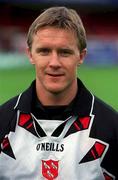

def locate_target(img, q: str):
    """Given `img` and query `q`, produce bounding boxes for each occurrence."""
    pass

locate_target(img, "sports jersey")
[0,79,118,180]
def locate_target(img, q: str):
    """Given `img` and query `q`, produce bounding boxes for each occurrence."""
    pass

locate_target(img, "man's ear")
[26,47,35,65]
[78,48,87,66]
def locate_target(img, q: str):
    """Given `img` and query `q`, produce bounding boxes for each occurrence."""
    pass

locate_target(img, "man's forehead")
[35,27,75,38]
[31,27,80,51]
[33,27,77,46]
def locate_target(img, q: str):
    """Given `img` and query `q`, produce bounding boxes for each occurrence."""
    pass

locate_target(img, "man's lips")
[46,73,64,77]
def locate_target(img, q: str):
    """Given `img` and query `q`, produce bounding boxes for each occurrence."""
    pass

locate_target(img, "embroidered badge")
[42,159,59,180]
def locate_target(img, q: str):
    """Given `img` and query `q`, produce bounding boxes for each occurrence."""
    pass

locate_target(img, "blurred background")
[0,0,118,110]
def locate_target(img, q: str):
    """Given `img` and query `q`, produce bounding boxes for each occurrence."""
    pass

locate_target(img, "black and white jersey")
[0,79,118,180]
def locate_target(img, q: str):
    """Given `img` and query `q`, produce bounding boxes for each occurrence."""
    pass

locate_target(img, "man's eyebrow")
[35,47,50,52]
[58,48,74,53]
[35,47,74,52]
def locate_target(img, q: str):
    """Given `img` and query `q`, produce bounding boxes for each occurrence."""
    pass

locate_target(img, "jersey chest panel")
[0,113,113,180]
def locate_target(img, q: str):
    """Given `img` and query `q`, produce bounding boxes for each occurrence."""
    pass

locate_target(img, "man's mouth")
[47,73,64,77]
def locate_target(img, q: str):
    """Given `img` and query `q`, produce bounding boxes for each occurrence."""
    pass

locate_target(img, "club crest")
[42,159,59,180]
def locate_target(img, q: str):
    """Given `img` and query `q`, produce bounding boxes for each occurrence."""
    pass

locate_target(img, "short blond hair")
[27,6,87,52]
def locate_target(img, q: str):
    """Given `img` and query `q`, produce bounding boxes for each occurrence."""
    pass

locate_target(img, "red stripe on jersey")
[95,142,106,157]
[79,117,90,129]
[74,122,81,131]
[19,114,31,126]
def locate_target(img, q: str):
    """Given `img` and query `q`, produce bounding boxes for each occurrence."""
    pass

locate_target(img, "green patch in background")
[0,66,118,110]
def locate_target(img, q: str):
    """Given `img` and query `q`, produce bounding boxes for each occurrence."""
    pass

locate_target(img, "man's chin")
[46,86,65,95]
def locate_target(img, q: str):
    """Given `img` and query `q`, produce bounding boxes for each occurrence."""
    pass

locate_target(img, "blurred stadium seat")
[0,1,118,68]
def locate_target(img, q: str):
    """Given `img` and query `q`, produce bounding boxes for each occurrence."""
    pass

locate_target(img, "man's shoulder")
[0,95,19,114]
[94,96,118,118]
[0,95,19,141]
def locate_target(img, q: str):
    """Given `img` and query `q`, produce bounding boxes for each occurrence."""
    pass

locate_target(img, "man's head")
[27,6,87,52]
[26,7,87,105]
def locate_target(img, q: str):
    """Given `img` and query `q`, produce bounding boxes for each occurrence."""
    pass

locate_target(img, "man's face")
[28,27,86,95]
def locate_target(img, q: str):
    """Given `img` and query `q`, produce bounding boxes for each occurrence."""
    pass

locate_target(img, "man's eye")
[36,48,50,55]
[59,50,73,57]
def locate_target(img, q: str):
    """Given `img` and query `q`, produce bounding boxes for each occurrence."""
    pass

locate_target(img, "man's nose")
[49,51,61,68]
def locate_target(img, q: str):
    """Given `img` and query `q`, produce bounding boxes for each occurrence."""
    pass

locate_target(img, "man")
[0,6,118,180]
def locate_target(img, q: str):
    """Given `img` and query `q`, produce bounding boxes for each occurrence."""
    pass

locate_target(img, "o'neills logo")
[42,159,59,180]
[36,142,64,152]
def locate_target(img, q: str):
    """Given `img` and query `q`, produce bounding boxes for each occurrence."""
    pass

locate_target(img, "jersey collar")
[14,79,93,117]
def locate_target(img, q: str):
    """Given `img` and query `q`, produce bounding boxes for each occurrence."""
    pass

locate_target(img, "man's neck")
[36,81,78,106]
